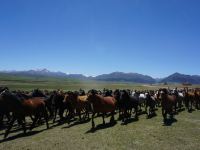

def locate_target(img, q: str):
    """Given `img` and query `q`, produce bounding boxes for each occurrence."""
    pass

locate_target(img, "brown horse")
[184,90,195,112]
[194,90,200,110]
[159,89,177,123]
[87,90,116,129]
[0,90,49,138]
[63,92,90,122]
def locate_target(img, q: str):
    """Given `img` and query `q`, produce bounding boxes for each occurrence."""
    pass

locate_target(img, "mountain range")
[0,69,200,84]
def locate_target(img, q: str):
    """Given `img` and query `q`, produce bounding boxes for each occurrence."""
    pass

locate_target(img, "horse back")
[22,97,46,114]
[92,96,116,113]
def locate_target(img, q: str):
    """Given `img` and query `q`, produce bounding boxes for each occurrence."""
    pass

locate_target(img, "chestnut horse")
[0,90,49,138]
[87,90,116,129]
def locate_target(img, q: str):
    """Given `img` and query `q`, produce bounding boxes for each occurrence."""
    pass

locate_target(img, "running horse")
[87,90,116,129]
[0,87,11,127]
[0,90,49,138]
[159,88,177,123]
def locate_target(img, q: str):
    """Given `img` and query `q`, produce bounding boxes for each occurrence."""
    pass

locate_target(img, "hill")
[95,72,156,84]
[160,72,200,84]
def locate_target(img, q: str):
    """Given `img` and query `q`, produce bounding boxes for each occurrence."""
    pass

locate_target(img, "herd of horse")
[0,86,200,139]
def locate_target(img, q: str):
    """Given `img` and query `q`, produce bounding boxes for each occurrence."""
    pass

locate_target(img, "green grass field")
[0,109,199,150]
[0,74,200,150]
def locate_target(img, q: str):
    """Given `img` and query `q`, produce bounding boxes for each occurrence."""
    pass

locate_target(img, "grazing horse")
[159,88,177,123]
[0,90,49,138]
[87,90,116,129]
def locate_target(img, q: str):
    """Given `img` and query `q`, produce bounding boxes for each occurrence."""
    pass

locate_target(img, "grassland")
[0,74,200,150]
[0,108,199,150]
[1,73,200,91]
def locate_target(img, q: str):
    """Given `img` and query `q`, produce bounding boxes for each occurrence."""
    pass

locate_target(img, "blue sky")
[0,0,200,78]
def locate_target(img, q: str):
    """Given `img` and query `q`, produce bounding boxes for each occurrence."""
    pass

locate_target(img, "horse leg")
[102,113,105,125]
[5,113,11,122]
[146,106,149,118]
[53,108,57,123]
[30,115,35,122]
[78,109,82,121]
[110,111,115,123]
[118,109,121,120]
[145,103,148,114]
[30,115,39,131]
[135,105,138,120]
[43,107,49,129]
[162,108,166,123]
[187,100,190,112]
[17,117,26,134]
[122,110,125,122]
[46,103,53,119]
[195,99,198,109]
[130,108,133,118]
[58,108,64,122]
[174,102,177,114]
[170,111,173,120]
[145,103,149,118]
[37,113,43,125]
[191,100,193,111]
[4,116,16,138]
[0,114,3,127]
[92,112,95,129]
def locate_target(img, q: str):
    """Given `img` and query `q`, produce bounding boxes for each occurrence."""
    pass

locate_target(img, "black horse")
[117,90,139,122]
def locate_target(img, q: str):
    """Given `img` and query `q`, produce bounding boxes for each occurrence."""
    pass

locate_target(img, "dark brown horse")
[0,88,11,128]
[119,90,139,122]
[0,90,49,138]
[159,88,177,123]
[87,90,116,129]
[184,90,195,112]
[145,92,157,118]
[51,91,69,123]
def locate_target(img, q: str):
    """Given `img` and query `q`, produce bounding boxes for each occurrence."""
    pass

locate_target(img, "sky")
[0,0,200,78]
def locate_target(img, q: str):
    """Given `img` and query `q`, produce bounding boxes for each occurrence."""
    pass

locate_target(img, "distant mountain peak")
[35,68,50,72]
